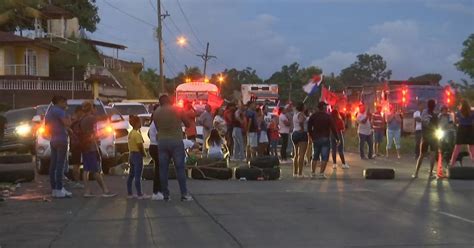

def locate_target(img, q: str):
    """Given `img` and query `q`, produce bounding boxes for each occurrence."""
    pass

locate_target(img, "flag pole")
[303,95,309,103]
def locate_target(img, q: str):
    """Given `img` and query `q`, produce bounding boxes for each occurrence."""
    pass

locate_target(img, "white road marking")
[438,211,474,224]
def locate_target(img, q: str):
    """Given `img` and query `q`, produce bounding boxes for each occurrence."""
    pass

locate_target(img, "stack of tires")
[191,158,232,180]
[235,156,281,181]
[0,155,35,183]
[142,162,178,180]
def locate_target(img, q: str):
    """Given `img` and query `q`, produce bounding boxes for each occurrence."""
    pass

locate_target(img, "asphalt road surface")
[1,153,473,248]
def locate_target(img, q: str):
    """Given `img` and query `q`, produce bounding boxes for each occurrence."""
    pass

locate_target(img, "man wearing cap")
[308,102,339,179]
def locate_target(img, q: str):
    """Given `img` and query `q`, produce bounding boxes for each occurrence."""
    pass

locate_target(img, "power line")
[175,0,206,49]
[103,0,156,28]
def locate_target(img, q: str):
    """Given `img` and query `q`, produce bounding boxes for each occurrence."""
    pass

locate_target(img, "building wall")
[0,48,4,75]
[0,46,49,77]
[49,18,80,38]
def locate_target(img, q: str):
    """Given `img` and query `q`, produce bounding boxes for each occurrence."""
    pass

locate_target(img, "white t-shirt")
[148,121,158,145]
[292,112,304,132]
[279,114,290,134]
[413,111,422,131]
[183,139,194,149]
[357,112,372,135]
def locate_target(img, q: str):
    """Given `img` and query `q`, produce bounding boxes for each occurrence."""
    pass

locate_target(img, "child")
[127,115,147,199]
[268,115,280,157]
[206,129,228,160]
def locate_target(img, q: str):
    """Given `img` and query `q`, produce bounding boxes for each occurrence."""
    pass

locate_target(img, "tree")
[409,73,442,84]
[139,68,160,95]
[340,53,392,85]
[215,67,262,101]
[455,34,474,80]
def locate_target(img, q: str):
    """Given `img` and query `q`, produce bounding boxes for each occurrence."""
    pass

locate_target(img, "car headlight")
[435,128,445,140]
[15,124,32,137]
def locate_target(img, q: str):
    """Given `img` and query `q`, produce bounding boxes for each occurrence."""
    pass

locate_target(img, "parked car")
[138,114,152,150]
[105,106,131,157]
[0,107,43,154]
[109,102,149,120]
[35,99,117,174]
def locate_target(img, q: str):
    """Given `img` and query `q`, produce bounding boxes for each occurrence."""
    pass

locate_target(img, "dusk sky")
[91,0,474,82]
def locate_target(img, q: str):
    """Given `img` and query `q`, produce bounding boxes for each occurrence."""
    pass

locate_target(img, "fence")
[0,79,91,91]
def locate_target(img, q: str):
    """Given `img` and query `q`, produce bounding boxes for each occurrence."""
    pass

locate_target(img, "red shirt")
[268,122,280,141]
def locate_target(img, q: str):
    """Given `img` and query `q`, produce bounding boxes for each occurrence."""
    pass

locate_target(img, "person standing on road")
[412,99,439,179]
[413,102,424,159]
[148,106,164,201]
[223,103,236,157]
[357,104,374,160]
[308,102,339,179]
[256,107,269,156]
[80,101,116,198]
[153,95,192,201]
[46,95,72,198]
[385,105,402,159]
[279,105,292,162]
[198,105,213,157]
[268,115,279,157]
[438,106,455,166]
[246,101,259,160]
[449,100,474,167]
[331,109,349,169]
[70,107,85,189]
[231,102,246,161]
[371,105,385,157]
[183,101,197,141]
[127,115,147,199]
[292,102,308,178]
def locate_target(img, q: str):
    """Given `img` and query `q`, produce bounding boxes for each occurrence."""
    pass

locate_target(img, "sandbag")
[191,167,233,180]
[0,155,33,164]
[449,167,474,180]
[196,158,228,168]
[363,168,395,179]
[262,167,281,180]
[235,166,263,180]
[250,156,280,169]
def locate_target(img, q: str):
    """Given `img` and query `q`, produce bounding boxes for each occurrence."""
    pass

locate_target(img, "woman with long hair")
[330,109,349,169]
[449,100,474,166]
[292,102,308,178]
[206,129,228,160]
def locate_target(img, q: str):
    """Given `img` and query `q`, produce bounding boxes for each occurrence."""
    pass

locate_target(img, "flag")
[207,92,224,109]
[302,74,323,96]
[321,86,339,106]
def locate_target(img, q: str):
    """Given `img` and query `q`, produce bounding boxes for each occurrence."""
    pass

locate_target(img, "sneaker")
[411,174,418,179]
[54,190,67,198]
[72,183,84,189]
[61,188,72,197]
[181,195,193,202]
[332,163,337,169]
[137,194,150,200]
[151,192,165,201]
[318,173,327,179]
[102,192,117,198]
[342,164,350,169]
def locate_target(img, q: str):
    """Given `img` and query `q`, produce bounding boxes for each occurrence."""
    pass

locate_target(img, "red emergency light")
[445,86,453,107]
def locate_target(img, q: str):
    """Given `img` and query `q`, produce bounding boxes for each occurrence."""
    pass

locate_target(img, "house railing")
[0,79,91,91]
[4,64,29,76]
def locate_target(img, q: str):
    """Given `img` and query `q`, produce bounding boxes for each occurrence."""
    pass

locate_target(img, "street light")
[177,36,187,47]
[218,75,224,83]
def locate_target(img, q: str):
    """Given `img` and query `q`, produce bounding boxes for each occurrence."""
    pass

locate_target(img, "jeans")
[50,141,68,190]
[127,152,144,196]
[280,133,289,160]
[149,145,161,194]
[387,129,401,150]
[415,130,422,159]
[331,131,346,164]
[359,133,374,159]
[232,127,245,160]
[312,137,331,162]
[158,139,188,197]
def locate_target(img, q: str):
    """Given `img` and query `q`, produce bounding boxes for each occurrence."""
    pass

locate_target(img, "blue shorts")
[387,129,401,150]
[82,151,101,173]
[292,131,308,144]
[374,129,385,143]
[312,138,330,162]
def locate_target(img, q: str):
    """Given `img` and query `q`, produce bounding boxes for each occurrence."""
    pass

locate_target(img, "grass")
[112,71,155,99]
[343,127,416,155]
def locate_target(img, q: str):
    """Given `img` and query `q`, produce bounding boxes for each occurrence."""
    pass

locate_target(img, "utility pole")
[157,0,169,95]
[197,42,216,78]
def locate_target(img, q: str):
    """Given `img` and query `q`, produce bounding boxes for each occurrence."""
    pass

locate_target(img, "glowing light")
[185,78,191,83]
[177,36,187,46]
[204,78,210,83]
[15,124,31,137]
[218,75,224,83]
[435,128,445,140]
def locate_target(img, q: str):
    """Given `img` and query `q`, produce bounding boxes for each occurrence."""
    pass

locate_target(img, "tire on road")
[262,167,281,180]
[36,158,50,175]
[235,166,263,180]
[250,156,280,169]
[0,155,33,164]
[196,158,228,168]
[0,163,35,183]
[449,167,474,180]
[363,168,395,179]
[191,167,233,180]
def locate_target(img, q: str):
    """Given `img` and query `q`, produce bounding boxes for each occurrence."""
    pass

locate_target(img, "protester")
[385,105,402,159]
[305,108,313,166]
[413,102,424,159]
[331,109,349,169]
[70,107,85,189]
[256,107,269,156]
[206,129,227,159]
[232,102,246,161]
[213,108,227,137]
[291,102,308,178]
[80,101,116,197]
[449,100,474,167]
[412,99,438,179]
[223,103,236,157]
[153,95,192,201]
[268,115,279,157]
[127,115,147,199]
[45,95,71,198]
[356,103,374,159]
[198,105,213,156]
[308,102,339,179]
[279,105,292,162]
[183,101,197,141]
[148,109,164,201]
[246,101,259,160]
[438,106,455,165]
[371,105,385,156]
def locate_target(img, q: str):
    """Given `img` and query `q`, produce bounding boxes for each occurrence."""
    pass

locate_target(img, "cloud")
[425,1,474,16]
[311,51,357,74]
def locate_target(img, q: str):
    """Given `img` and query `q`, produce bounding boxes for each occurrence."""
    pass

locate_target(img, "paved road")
[1,153,473,248]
